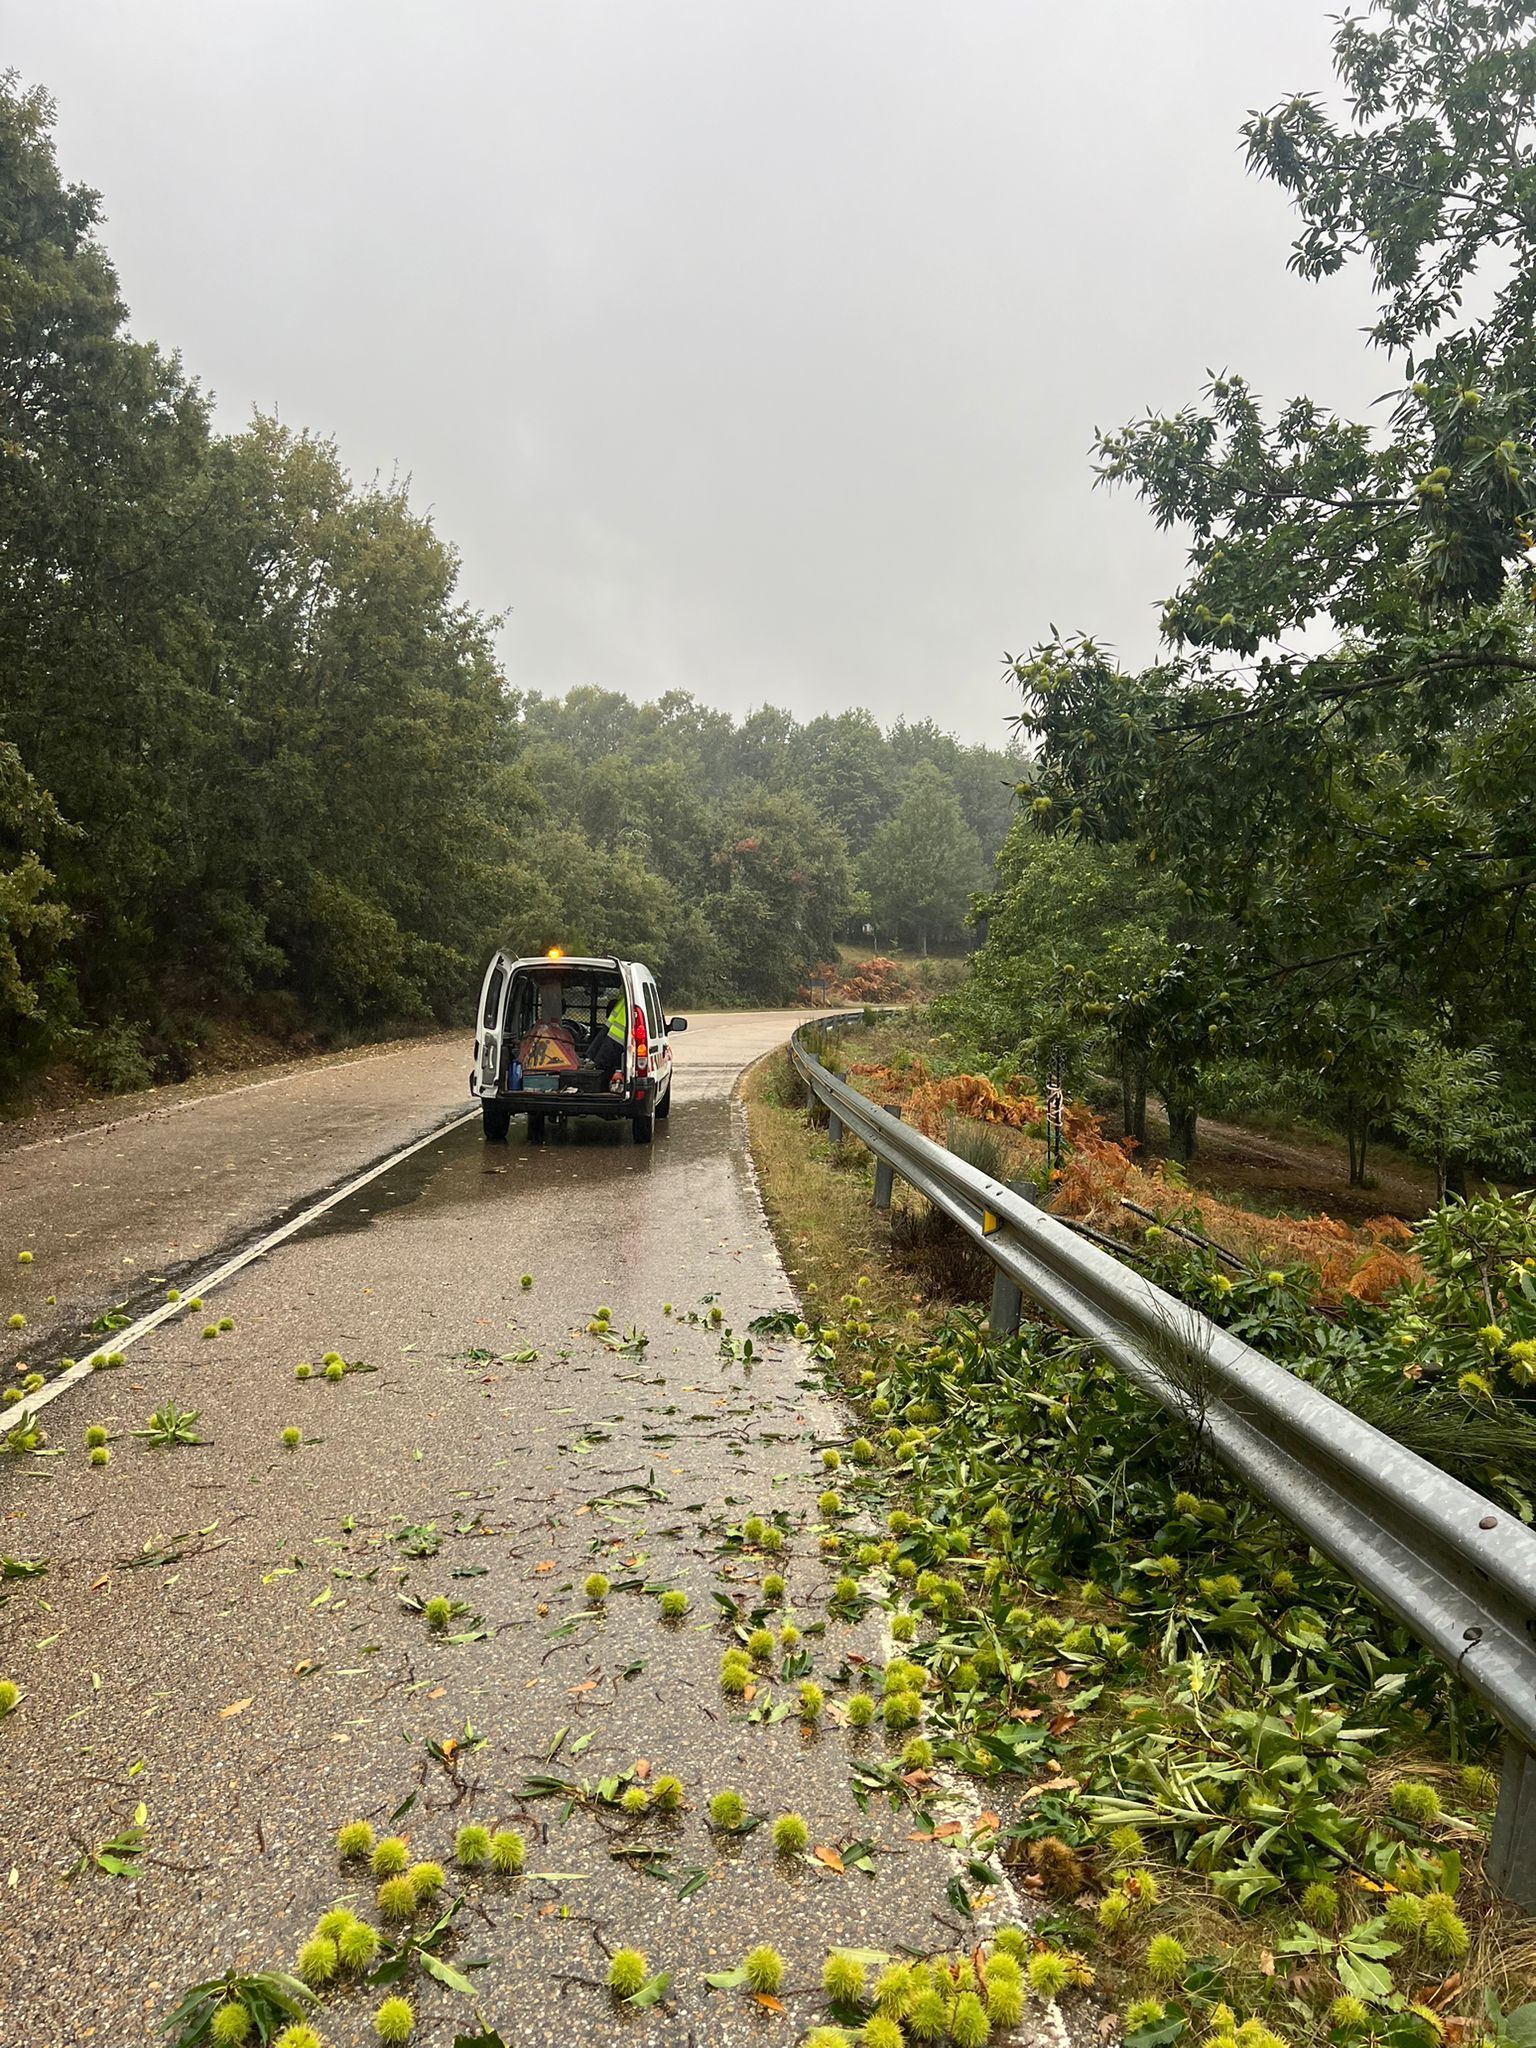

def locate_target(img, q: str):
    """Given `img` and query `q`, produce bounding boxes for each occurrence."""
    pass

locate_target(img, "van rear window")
[482,966,504,1028]
[507,967,625,1046]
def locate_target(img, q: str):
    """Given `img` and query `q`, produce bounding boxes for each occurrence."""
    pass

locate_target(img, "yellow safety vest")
[606,995,627,1044]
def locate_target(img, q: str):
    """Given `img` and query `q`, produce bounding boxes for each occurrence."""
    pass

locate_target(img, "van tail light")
[633,1007,649,1075]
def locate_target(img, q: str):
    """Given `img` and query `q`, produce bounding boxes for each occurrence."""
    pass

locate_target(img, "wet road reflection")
[299,1098,729,1239]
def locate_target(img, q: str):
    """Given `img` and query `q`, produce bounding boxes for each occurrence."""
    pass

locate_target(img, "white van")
[471,951,685,1145]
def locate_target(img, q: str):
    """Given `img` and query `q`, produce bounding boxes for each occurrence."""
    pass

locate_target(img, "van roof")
[511,954,623,971]
[498,954,659,976]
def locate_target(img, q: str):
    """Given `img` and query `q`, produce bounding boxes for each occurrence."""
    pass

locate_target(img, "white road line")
[873,1597,1033,1934]
[15,1106,480,1422]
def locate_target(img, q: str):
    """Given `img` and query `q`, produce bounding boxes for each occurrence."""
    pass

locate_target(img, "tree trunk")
[1121,1059,1133,1139]
[1445,1154,1467,1201]
[1132,1067,1148,1148]
[1345,1094,1368,1187]
[1167,1100,1198,1165]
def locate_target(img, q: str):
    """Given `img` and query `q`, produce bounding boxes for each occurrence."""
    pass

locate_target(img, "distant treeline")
[0,79,1015,1096]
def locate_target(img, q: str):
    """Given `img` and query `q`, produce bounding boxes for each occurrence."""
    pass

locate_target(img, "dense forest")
[0,76,1015,1098]
[941,2,1536,1194]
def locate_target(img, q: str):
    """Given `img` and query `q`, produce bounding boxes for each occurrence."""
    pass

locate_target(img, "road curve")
[0,1013,1018,2044]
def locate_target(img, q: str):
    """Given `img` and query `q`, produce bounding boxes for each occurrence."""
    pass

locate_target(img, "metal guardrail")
[790,1016,1536,1908]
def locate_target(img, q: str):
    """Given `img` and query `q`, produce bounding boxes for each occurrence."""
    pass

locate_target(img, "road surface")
[0,1017,1024,2045]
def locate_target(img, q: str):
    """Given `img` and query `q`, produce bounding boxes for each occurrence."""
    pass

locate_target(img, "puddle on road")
[299,1098,730,1240]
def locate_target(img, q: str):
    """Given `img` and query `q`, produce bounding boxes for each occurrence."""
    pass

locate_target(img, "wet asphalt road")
[0,1017,1030,2046]
[0,1034,479,1382]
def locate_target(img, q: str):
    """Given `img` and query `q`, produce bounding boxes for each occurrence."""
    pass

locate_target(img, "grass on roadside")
[741,1046,921,1336]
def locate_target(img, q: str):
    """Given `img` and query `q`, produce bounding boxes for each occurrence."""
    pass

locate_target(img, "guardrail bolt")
[872,1107,901,1211]
[1490,1742,1536,1910]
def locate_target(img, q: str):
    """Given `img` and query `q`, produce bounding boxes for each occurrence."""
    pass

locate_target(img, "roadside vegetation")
[746,1036,1536,2048]
[810,1010,1411,1283]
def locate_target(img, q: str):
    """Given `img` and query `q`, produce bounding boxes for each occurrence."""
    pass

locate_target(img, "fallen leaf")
[976,1811,1000,1831]
[90,1575,110,1592]
[534,1561,555,1575]
[930,1821,962,1838]
[634,1759,651,1780]
[1049,1711,1077,1735]
[813,1845,844,1872]
[569,1680,598,1696]
[752,1994,785,2012]
[219,1698,253,1719]
[1053,1668,1070,1690]
[427,1686,446,1700]
[1021,1775,1080,1802]
[1258,1951,1275,1978]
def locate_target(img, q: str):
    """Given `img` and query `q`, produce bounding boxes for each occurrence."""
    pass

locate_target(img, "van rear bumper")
[485,1082,653,1117]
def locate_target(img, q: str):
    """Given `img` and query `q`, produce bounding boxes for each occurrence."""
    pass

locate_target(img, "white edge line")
[16,1107,481,1423]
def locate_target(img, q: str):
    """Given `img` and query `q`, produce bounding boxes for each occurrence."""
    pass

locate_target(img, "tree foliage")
[956,3,1536,1178]
[861,763,986,953]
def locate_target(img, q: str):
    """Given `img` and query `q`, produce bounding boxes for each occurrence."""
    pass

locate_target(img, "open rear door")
[475,953,512,1098]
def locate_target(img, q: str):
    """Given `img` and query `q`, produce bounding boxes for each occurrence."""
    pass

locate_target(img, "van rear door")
[475,953,511,1098]
[638,973,665,1090]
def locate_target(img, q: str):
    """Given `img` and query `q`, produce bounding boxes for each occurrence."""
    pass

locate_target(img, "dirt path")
[1132,1104,1438,1225]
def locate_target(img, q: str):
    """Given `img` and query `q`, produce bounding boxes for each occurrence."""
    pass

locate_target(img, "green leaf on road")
[627,1970,672,2008]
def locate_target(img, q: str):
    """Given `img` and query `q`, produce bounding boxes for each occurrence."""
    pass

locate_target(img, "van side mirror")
[666,1016,688,1033]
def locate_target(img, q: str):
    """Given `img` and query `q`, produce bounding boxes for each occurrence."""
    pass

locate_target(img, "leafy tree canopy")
[957,1,1536,1175]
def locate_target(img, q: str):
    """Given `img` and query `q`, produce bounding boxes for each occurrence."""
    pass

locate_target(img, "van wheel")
[655,1079,672,1120]
[632,1109,655,1146]
[527,1112,546,1142]
[482,1101,511,1141]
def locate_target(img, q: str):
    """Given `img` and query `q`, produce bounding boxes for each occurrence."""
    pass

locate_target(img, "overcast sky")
[8,2,1385,745]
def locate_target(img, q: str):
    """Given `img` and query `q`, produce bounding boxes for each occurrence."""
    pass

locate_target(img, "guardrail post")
[873,1107,901,1211]
[987,1178,1040,1338]
[1489,1741,1536,1909]
[827,1109,844,1144]
[989,1266,1023,1337]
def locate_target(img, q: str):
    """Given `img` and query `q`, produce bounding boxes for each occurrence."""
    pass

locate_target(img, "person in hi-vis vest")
[593,991,626,1089]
